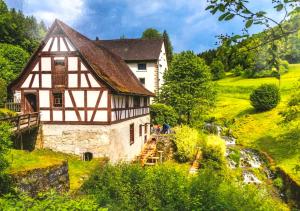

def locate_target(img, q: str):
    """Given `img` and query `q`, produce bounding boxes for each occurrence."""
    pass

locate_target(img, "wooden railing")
[5,100,21,112]
[0,112,40,133]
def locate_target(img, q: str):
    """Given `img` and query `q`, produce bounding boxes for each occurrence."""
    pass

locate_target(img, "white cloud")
[22,0,87,25]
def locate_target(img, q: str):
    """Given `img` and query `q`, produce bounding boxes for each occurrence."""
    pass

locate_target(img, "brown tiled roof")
[56,20,154,96]
[93,39,163,61]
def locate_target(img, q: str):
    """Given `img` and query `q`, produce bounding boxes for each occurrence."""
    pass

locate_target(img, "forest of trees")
[0,0,46,104]
[198,11,300,79]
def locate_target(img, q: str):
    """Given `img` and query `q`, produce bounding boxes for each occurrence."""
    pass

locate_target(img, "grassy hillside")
[214,64,300,184]
[6,149,107,191]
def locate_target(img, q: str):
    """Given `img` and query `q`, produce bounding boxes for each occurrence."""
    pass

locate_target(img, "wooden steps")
[139,138,157,166]
[189,149,202,174]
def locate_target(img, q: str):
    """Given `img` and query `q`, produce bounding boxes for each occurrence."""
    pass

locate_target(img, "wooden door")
[24,93,37,113]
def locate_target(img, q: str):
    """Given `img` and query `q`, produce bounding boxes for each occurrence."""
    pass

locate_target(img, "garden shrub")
[82,163,189,210]
[0,191,102,210]
[0,109,17,119]
[202,135,227,169]
[250,84,280,111]
[232,65,243,76]
[82,163,284,211]
[172,125,203,162]
[281,85,300,122]
[279,60,289,73]
[150,103,178,126]
[0,79,7,106]
[210,59,225,80]
[0,122,12,194]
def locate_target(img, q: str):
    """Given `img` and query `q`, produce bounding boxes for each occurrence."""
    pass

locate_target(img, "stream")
[204,123,274,184]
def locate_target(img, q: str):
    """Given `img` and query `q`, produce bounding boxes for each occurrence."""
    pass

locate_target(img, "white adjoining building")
[9,19,157,162]
[95,38,168,95]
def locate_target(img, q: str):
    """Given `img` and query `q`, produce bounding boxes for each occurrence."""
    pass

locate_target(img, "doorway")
[24,93,37,113]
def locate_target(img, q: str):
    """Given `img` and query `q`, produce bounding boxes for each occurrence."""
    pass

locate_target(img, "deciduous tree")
[161,51,216,124]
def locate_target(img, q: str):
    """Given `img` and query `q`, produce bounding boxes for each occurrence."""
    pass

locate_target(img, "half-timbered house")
[9,19,154,162]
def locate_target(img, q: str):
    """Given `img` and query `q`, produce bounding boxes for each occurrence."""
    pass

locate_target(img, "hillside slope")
[214,64,300,184]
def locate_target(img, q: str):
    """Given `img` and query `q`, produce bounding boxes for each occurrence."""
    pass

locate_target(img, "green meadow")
[214,64,300,184]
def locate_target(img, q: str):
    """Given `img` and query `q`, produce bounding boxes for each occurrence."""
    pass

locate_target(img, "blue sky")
[6,0,283,53]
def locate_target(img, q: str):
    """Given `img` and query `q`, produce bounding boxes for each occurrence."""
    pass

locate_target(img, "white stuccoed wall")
[158,43,168,89]
[126,43,168,98]
[41,115,150,163]
[127,62,156,93]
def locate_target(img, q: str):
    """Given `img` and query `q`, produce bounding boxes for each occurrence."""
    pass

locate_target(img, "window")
[130,124,134,145]
[144,124,148,134]
[139,124,143,137]
[138,63,147,70]
[133,96,140,107]
[125,96,129,108]
[144,97,148,106]
[53,59,66,87]
[139,78,145,86]
[53,92,63,107]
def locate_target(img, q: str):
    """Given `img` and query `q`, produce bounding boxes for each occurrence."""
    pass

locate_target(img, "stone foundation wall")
[11,161,69,196]
[41,115,150,162]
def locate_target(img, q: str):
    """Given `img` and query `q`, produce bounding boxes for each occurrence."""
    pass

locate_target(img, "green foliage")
[0,43,29,82]
[150,103,178,126]
[0,78,7,105]
[273,177,284,191]
[0,122,12,172]
[281,84,300,122]
[228,148,241,165]
[0,0,46,53]
[163,30,173,64]
[201,135,226,169]
[0,122,12,194]
[172,125,202,162]
[279,60,289,73]
[141,28,162,39]
[83,163,189,210]
[198,49,217,66]
[0,109,17,118]
[161,51,216,124]
[82,163,284,210]
[250,84,280,111]
[210,59,225,80]
[232,64,243,76]
[0,191,102,210]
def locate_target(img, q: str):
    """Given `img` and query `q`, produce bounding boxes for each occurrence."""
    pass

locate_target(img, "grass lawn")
[6,149,107,192]
[214,64,300,184]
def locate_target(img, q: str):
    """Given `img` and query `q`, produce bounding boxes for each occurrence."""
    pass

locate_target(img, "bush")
[150,103,178,126]
[0,191,101,210]
[210,60,225,80]
[82,163,284,210]
[250,84,280,111]
[0,122,12,194]
[0,79,7,106]
[201,135,226,169]
[279,60,289,73]
[281,85,300,122]
[172,125,203,162]
[232,65,243,76]
[82,163,189,210]
[0,109,17,119]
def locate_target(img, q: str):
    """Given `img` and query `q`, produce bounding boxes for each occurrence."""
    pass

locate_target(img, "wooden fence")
[0,112,40,133]
[5,101,21,112]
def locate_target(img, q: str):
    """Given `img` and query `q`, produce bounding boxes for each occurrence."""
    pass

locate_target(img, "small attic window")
[138,63,147,70]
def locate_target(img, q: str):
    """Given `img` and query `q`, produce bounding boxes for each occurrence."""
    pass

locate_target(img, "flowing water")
[204,123,272,184]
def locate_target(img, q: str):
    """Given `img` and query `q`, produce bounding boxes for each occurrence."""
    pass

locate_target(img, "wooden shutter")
[130,123,134,145]
[53,60,66,88]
